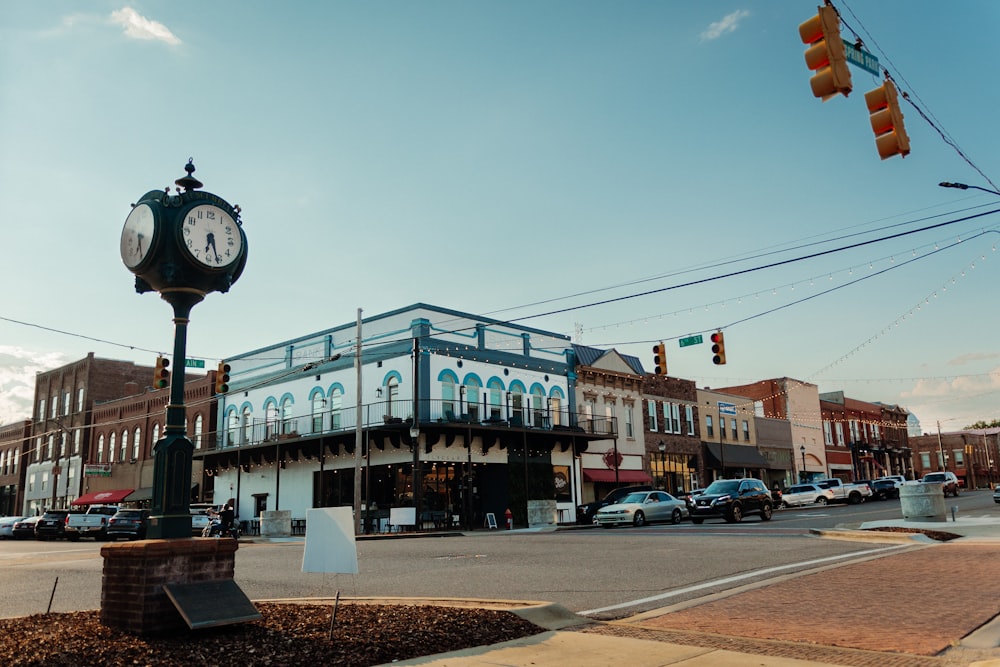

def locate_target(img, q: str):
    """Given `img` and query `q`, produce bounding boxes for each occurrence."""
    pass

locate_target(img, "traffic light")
[652,342,667,375]
[216,362,231,394]
[153,356,170,389]
[864,79,910,160]
[710,331,726,365]
[798,5,851,101]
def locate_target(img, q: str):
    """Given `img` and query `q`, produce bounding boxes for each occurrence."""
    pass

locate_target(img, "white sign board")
[389,507,416,530]
[301,507,358,574]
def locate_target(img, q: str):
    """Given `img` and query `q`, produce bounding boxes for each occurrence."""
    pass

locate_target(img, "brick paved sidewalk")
[631,544,1000,657]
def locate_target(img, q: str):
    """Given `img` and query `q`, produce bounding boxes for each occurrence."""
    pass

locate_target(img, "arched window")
[465,378,481,422]
[509,384,526,427]
[442,375,457,418]
[132,427,141,460]
[329,387,343,429]
[152,423,160,446]
[311,394,325,433]
[108,433,116,464]
[97,434,105,464]
[242,406,253,445]
[281,397,294,434]
[265,403,279,439]
[531,386,546,427]
[227,411,238,446]
[386,376,399,417]
[194,414,203,449]
[120,429,128,462]
[488,379,504,420]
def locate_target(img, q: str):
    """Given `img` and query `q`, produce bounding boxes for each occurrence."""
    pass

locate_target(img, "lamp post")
[800,445,807,483]
[939,181,1000,196]
[658,442,666,491]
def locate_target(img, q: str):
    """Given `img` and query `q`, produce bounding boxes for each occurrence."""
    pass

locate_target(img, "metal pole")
[353,308,363,535]
[936,421,946,471]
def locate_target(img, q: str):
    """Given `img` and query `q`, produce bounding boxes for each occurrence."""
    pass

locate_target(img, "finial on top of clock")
[174,158,203,192]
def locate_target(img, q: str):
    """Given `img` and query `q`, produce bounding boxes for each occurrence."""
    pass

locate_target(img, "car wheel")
[691,517,704,524]
[726,505,743,523]
[633,511,646,527]
[760,502,773,521]
[671,509,682,525]
[68,534,80,542]
[816,496,828,505]
[848,492,861,504]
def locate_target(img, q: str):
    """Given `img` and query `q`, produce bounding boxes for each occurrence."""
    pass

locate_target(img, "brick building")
[908,428,999,489]
[0,420,30,515]
[642,374,700,494]
[697,387,771,484]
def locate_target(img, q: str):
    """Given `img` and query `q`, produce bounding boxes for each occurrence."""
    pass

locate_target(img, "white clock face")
[120,203,157,269]
[180,204,243,268]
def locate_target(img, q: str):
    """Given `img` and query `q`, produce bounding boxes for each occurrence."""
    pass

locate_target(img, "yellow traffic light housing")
[710,331,727,365]
[216,362,231,394]
[864,79,910,160]
[153,356,170,389]
[652,342,668,375]
[799,5,852,101]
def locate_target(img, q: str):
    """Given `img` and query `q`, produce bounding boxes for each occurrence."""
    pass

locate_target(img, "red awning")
[582,469,653,484]
[71,489,134,506]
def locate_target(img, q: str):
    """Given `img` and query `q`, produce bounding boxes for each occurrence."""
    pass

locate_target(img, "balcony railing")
[205,398,616,452]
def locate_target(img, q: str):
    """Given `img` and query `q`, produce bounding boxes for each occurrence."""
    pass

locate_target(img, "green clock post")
[120,159,248,539]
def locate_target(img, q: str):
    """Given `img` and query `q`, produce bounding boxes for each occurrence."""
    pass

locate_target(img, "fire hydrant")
[505,508,513,530]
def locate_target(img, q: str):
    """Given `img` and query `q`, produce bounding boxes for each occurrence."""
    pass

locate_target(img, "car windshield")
[704,480,740,495]
[620,493,649,504]
[787,485,810,493]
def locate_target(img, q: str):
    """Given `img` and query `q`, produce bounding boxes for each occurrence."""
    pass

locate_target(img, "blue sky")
[2,2,999,434]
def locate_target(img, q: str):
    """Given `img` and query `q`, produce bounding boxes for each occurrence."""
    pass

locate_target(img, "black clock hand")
[136,233,144,256]
[205,232,221,262]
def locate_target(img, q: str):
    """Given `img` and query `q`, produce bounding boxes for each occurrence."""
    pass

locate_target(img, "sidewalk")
[386,517,1000,667]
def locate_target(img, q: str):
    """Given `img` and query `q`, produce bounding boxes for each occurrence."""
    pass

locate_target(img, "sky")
[2,1,1000,435]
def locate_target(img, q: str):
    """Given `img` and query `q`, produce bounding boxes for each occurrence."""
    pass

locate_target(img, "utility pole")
[936,421,947,471]
[353,308,363,535]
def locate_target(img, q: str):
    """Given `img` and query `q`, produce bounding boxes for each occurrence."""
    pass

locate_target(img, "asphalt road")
[1,490,996,621]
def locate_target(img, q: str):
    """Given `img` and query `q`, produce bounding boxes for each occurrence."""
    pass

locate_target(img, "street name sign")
[843,41,879,76]
[678,335,703,348]
[185,359,206,368]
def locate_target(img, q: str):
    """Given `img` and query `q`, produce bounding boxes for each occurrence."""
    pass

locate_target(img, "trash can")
[900,482,946,522]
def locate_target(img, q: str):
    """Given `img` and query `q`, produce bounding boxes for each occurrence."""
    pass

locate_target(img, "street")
[1,491,996,621]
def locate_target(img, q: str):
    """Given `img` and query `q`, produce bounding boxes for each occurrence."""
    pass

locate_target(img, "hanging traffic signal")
[652,342,668,375]
[216,362,231,394]
[153,356,170,389]
[864,79,910,160]
[710,331,726,365]
[798,5,851,101]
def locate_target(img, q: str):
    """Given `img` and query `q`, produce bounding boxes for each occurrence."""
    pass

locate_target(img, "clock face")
[180,204,243,269]
[120,203,157,269]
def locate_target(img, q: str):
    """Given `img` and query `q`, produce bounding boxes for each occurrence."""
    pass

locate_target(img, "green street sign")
[678,335,703,348]
[843,40,879,76]
[185,359,206,368]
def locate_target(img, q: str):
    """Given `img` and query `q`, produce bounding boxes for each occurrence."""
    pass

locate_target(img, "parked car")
[0,516,26,539]
[576,485,653,525]
[871,479,900,500]
[993,485,1000,504]
[12,516,41,539]
[594,491,688,527]
[877,475,907,487]
[780,483,834,507]
[689,478,773,524]
[106,509,150,541]
[815,478,873,504]
[921,471,960,497]
[65,505,120,541]
[680,488,706,510]
[35,510,70,540]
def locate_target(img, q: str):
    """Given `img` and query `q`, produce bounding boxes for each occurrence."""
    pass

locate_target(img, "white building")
[197,304,613,530]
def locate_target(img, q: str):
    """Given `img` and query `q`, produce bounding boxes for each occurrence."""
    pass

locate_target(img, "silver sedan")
[595,491,689,527]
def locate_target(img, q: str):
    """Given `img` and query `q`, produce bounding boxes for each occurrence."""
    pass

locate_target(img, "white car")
[0,516,25,539]
[780,484,835,508]
[595,491,689,527]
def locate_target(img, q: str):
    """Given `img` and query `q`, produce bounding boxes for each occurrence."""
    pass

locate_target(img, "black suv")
[690,478,773,524]
[577,485,653,524]
[35,510,70,540]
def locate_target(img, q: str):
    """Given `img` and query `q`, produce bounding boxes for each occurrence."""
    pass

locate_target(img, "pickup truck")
[815,479,872,505]
[65,505,120,541]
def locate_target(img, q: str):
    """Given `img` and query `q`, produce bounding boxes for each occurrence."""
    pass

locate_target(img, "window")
[466,379,482,422]
[329,388,343,429]
[669,403,681,433]
[51,395,57,418]
[97,434,105,463]
[74,429,81,454]
[46,435,53,459]
[849,420,859,442]
[77,387,84,412]
[823,421,833,445]
[133,427,141,460]
[730,418,738,440]
[742,420,750,442]
[647,401,658,432]
[442,376,456,417]
[625,405,634,438]
[386,377,399,417]
[242,406,253,444]
[705,415,714,438]
[550,395,562,426]
[108,433,116,463]
[920,452,931,468]
[194,415,203,449]
[120,429,128,461]
[63,391,70,416]
[603,403,614,435]
[152,423,160,446]
[265,403,279,439]
[311,394,324,432]
[38,399,46,421]
[834,423,844,447]
[953,449,964,466]
[510,389,526,426]
[280,397,294,434]
[685,405,694,435]
[872,423,881,442]
[488,380,503,420]
[59,433,67,457]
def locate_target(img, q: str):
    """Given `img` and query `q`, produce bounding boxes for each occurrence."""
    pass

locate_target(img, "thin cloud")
[0,346,67,425]
[110,7,181,45]
[700,9,750,41]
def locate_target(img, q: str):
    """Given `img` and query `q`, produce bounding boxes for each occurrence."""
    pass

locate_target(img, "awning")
[582,469,653,484]
[125,487,152,502]
[703,443,770,469]
[71,488,134,506]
